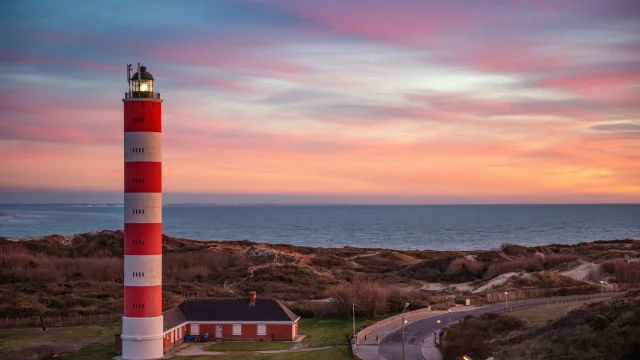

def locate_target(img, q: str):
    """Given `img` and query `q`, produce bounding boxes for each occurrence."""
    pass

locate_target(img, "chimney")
[249,291,257,305]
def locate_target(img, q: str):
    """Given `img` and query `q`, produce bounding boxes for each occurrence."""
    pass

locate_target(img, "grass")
[60,315,393,360]
[203,342,294,351]
[0,323,119,360]
[509,300,603,327]
[175,347,353,360]
[63,338,116,360]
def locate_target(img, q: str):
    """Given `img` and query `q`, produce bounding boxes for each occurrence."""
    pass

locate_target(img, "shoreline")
[2,230,639,252]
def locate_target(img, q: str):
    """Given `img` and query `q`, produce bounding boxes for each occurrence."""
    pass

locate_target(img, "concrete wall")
[354,306,431,344]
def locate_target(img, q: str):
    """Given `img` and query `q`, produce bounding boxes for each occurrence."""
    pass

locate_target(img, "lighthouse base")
[121,338,163,360]
[121,316,164,360]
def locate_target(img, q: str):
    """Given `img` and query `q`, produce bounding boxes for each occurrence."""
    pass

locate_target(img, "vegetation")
[1,231,638,319]
[443,292,640,360]
[175,347,353,360]
[0,323,119,360]
[203,342,293,351]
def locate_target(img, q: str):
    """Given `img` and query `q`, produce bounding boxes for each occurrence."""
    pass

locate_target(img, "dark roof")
[163,306,187,331]
[131,66,154,81]
[178,298,299,322]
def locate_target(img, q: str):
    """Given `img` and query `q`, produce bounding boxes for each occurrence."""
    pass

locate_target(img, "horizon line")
[1,202,639,206]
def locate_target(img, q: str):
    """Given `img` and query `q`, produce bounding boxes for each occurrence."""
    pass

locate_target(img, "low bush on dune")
[443,295,640,360]
[443,313,526,359]
[500,243,533,258]
[601,260,640,283]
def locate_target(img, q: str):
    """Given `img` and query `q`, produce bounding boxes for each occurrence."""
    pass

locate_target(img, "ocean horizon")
[1,203,638,251]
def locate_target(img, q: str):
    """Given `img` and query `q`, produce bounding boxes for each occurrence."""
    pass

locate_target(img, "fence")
[485,283,639,303]
[483,292,622,315]
[1,313,123,328]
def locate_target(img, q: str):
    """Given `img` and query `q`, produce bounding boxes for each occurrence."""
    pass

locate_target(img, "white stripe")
[124,193,162,223]
[121,338,164,360]
[124,255,162,286]
[124,132,162,163]
[122,316,164,338]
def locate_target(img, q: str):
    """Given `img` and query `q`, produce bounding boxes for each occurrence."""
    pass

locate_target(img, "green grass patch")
[300,313,397,348]
[175,347,352,360]
[203,341,294,351]
[62,338,116,360]
[0,337,27,351]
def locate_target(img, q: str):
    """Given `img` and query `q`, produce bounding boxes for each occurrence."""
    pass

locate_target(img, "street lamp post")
[436,319,441,345]
[600,281,605,296]
[448,309,451,326]
[352,303,355,337]
[402,302,409,360]
[504,291,509,312]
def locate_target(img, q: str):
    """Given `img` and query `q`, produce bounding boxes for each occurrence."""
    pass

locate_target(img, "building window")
[191,324,200,335]
[257,324,266,336]
[232,324,242,336]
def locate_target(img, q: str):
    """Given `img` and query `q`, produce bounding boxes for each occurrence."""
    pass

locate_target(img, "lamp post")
[436,319,441,345]
[402,302,409,360]
[600,281,605,296]
[352,303,355,337]
[504,291,509,312]
[448,309,451,326]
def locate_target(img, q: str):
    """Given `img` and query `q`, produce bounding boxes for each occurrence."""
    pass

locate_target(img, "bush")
[601,260,640,283]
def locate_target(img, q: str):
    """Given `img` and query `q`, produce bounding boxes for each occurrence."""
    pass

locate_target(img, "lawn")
[203,342,294,351]
[60,315,395,360]
[509,299,603,327]
[175,347,353,360]
[63,339,117,360]
[0,323,120,360]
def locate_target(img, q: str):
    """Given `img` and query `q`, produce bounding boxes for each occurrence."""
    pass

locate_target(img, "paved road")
[377,293,616,360]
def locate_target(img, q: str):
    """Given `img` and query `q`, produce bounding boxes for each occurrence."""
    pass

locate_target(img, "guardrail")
[352,306,432,358]
[483,292,623,315]
[124,91,161,99]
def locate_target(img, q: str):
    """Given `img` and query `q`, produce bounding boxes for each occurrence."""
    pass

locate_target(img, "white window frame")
[191,324,200,335]
[257,324,266,336]
[232,324,242,336]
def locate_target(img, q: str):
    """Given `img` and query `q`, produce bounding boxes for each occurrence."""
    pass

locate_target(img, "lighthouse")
[122,63,163,360]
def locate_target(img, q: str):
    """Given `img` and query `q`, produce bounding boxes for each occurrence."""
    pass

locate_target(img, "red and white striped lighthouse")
[122,63,163,360]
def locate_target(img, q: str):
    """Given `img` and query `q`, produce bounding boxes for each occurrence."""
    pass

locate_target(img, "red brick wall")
[163,324,187,350]
[187,322,296,340]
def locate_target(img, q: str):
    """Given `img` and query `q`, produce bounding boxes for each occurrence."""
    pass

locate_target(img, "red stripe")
[124,285,162,317]
[124,101,162,132]
[124,162,162,193]
[124,223,163,255]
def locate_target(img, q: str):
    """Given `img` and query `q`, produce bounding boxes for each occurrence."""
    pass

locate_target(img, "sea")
[0,204,638,250]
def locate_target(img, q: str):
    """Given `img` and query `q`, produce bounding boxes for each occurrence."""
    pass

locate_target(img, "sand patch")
[560,262,599,281]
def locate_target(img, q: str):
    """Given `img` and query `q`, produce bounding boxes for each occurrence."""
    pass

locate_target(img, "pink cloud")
[538,71,640,97]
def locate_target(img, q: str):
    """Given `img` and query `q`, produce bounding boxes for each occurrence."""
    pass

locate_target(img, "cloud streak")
[0,0,639,203]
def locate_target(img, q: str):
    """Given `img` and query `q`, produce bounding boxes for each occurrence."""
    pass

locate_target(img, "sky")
[1,0,639,204]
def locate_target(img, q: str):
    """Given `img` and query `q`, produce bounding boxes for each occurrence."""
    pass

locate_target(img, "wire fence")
[1,313,123,328]
[482,292,623,315]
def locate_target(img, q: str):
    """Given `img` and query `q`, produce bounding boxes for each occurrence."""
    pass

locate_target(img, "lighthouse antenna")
[127,64,132,97]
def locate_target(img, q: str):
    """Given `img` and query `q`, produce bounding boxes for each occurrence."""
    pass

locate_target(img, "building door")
[216,324,223,338]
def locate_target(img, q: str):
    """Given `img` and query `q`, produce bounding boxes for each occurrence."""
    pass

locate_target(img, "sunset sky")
[1,0,639,204]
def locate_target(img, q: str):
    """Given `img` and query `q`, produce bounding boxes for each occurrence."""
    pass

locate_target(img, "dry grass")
[509,299,604,327]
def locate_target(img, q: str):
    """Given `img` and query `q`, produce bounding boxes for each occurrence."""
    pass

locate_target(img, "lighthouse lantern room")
[122,63,163,360]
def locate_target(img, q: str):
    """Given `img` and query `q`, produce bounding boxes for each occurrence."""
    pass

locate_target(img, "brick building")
[161,292,300,351]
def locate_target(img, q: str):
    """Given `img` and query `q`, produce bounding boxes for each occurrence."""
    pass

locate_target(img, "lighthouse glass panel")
[130,79,153,93]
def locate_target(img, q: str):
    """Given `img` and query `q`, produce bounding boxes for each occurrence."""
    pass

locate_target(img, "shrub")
[601,260,640,283]
[500,243,531,257]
